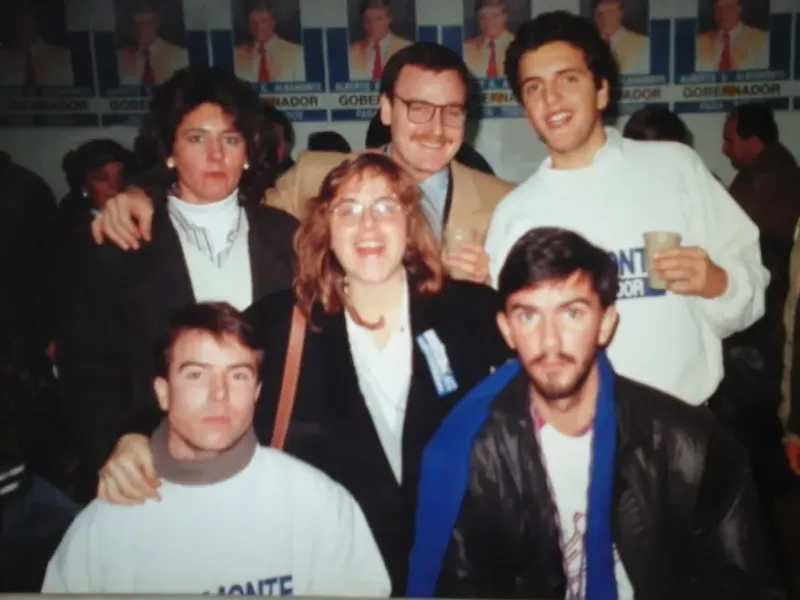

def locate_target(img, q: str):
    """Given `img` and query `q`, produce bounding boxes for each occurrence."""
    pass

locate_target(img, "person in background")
[307,130,352,154]
[0,152,57,356]
[591,0,649,75]
[117,0,188,86]
[43,302,390,596]
[57,140,132,237]
[463,0,515,78]
[91,43,513,285]
[724,103,800,248]
[261,102,295,177]
[485,11,768,410]
[622,105,692,145]
[348,0,411,81]
[409,227,785,600]
[234,0,305,83]
[364,112,496,176]
[56,67,297,503]
[93,154,512,595]
[0,337,79,593]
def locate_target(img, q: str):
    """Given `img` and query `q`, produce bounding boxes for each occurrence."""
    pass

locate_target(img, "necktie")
[372,43,383,80]
[718,32,732,71]
[24,50,36,86]
[142,49,155,85]
[419,188,442,243]
[487,40,498,78]
[258,44,271,82]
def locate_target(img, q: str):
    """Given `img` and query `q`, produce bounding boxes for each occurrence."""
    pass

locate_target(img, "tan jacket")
[611,27,648,74]
[0,41,74,86]
[463,29,514,78]
[348,33,411,80]
[263,150,514,243]
[695,24,768,71]
[235,37,305,82]
[117,39,188,85]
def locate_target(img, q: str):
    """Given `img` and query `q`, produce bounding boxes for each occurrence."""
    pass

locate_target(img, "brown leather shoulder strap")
[270,305,307,450]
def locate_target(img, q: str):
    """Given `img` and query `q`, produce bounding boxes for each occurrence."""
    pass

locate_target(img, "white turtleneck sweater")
[167,190,253,311]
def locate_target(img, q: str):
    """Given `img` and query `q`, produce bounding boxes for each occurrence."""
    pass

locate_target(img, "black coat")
[244,280,512,595]
[437,370,786,599]
[57,203,297,495]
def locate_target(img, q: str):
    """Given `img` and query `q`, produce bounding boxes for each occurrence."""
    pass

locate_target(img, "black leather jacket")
[436,371,786,599]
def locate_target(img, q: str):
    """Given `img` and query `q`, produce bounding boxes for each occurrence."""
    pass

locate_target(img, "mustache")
[528,352,577,367]
[412,135,451,145]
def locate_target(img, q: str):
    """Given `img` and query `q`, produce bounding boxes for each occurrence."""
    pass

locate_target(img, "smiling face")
[248,9,276,44]
[362,6,391,43]
[170,103,248,204]
[517,41,609,169]
[714,0,742,33]
[593,0,624,39]
[497,271,617,404]
[329,171,408,287]
[477,3,508,40]
[379,65,466,181]
[154,330,261,458]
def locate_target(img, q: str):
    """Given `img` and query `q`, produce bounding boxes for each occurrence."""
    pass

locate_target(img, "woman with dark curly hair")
[96,153,512,595]
[55,67,297,503]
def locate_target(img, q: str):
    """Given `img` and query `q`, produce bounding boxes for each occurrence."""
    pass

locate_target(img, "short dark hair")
[247,0,275,14]
[623,106,693,146]
[727,102,779,145]
[498,227,619,308]
[379,42,473,104]
[477,0,507,10]
[61,139,133,193]
[131,67,274,206]
[154,302,263,378]
[505,11,621,120]
[307,131,352,154]
[360,0,391,16]
[261,102,295,148]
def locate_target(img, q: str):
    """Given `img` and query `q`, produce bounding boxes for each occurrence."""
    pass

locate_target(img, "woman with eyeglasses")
[96,152,512,596]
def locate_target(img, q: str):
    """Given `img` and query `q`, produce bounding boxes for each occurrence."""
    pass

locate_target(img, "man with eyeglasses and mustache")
[90,42,514,285]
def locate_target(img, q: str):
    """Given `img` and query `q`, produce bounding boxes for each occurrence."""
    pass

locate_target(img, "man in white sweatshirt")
[42,302,390,596]
[485,11,768,407]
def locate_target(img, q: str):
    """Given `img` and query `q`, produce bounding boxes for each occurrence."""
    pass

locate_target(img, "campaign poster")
[0,0,96,126]
[327,0,434,121]
[210,0,327,122]
[579,0,671,116]
[93,0,209,126]
[439,0,530,119]
[673,0,794,114]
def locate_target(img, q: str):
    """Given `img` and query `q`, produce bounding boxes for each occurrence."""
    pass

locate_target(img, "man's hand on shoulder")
[90,186,155,250]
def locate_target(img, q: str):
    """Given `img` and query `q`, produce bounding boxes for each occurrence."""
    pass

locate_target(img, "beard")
[526,351,595,403]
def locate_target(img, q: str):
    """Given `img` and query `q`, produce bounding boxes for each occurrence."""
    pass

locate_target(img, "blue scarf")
[584,350,618,600]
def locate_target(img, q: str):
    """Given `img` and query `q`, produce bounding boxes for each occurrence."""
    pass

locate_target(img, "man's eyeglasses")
[330,197,405,222]
[394,96,467,128]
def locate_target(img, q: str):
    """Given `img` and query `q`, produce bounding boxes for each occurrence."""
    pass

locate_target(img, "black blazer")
[243,280,512,595]
[57,202,297,486]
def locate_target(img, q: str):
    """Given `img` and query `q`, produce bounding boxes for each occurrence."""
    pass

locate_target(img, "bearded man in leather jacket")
[407,227,785,600]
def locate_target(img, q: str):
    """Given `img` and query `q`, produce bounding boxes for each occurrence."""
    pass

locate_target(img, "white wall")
[2,111,800,200]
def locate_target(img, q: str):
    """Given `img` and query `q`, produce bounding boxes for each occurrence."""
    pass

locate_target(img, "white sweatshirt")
[485,128,769,405]
[42,445,391,596]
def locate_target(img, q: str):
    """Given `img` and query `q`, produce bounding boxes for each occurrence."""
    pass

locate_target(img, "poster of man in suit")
[584,0,650,75]
[462,0,528,79]
[232,0,305,83]
[347,0,413,81]
[0,0,74,86]
[695,0,769,72]
[114,0,189,86]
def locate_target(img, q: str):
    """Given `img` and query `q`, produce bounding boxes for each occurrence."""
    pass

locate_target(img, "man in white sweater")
[485,11,768,407]
[42,302,390,596]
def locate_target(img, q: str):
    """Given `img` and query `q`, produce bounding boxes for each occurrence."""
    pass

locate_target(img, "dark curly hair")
[505,11,621,121]
[130,67,276,205]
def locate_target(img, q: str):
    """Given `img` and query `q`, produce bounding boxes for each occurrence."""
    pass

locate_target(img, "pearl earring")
[81,189,89,198]
[166,158,175,169]
[243,162,250,170]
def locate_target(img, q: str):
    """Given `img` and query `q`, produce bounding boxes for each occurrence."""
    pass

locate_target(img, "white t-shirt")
[539,424,634,600]
[485,128,768,405]
[42,446,391,596]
